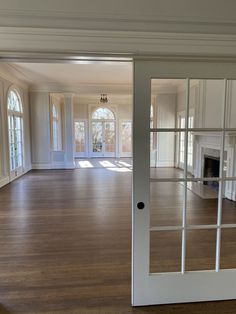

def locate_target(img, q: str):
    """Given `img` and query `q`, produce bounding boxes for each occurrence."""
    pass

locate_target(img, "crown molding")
[1,28,236,58]
[0,63,29,90]
[1,7,236,34]
[29,82,132,94]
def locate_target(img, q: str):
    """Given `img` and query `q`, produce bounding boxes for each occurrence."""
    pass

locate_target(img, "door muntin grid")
[149,78,236,274]
[7,90,23,172]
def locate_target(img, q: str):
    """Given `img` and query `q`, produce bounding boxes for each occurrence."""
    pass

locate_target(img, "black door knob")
[137,202,145,210]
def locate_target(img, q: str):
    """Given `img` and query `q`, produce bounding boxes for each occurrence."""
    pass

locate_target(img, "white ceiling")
[9,61,132,86]
[5,62,186,95]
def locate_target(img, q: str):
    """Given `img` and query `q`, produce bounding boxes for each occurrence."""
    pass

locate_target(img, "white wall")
[0,72,31,188]
[30,92,75,169]
[30,92,51,168]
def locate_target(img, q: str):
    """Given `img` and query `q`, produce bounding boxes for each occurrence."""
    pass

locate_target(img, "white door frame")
[132,59,236,306]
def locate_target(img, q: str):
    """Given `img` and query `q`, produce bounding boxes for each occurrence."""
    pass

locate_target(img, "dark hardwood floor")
[0,169,236,313]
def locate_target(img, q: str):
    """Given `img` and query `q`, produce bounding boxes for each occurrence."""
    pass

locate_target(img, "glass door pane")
[8,115,15,171]
[104,122,115,154]
[15,116,23,168]
[121,121,132,156]
[75,121,86,154]
[92,122,103,153]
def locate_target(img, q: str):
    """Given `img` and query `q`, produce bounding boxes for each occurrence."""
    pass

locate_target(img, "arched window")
[91,107,116,156]
[92,107,115,120]
[8,90,22,112]
[7,89,23,172]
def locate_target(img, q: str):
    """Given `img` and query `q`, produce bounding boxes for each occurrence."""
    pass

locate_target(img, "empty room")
[2,1,236,313]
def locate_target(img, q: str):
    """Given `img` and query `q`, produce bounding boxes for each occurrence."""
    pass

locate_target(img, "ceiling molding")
[1,7,236,34]
[1,28,236,58]
[0,63,28,90]
[29,82,181,95]
[29,82,132,94]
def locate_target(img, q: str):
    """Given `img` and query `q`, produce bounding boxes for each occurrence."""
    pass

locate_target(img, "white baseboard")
[51,161,75,169]
[155,161,175,167]
[0,165,32,188]
[225,191,236,201]
[0,176,10,188]
[32,162,75,170]
[64,162,75,169]
[32,163,52,169]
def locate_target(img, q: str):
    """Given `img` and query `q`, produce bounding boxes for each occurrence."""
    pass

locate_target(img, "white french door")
[120,120,132,157]
[91,121,116,157]
[132,59,236,306]
[8,114,24,180]
[74,119,87,157]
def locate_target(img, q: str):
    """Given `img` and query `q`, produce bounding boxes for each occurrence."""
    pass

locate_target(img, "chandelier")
[100,93,108,103]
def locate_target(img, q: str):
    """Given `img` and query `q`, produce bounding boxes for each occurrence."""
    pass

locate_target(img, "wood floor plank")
[0,169,235,313]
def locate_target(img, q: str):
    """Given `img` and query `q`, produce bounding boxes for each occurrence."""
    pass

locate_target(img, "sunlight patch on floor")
[78,160,94,168]
[99,160,116,168]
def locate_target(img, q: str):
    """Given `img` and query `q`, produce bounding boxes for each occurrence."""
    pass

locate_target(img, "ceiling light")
[100,94,108,103]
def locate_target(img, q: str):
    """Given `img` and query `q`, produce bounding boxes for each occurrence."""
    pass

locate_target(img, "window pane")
[186,229,216,271]
[92,122,103,152]
[150,181,184,227]
[151,79,186,129]
[189,131,221,179]
[104,122,115,153]
[150,230,182,273]
[186,180,218,225]
[221,228,236,269]
[92,107,115,120]
[189,79,224,129]
[225,80,236,129]
[121,121,132,153]
[221,181,236,225]
[150,132,185,179]
[223,131,235,179]
[75,121,86,153]
[8,90,22,112]
[52,103,62,151]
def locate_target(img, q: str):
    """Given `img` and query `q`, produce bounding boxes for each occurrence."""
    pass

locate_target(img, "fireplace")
[203,155,220,189]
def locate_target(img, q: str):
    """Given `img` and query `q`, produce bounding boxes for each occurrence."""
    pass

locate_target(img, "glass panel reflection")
[92,122,103,152]
[186,181,218,226]
[150,230,182,273]
[150,182,183,227]
[221,228,236,269]
[189,79,224,129]
[186,229,216,271]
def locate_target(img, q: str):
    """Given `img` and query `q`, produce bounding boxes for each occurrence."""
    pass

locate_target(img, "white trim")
[155,161,175,167]
[32,163,52,170]
[3,28,236,57]
[1,8,236,28]
[0,64,29,90]
[51,161,75,169]
[0,175,10,188]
